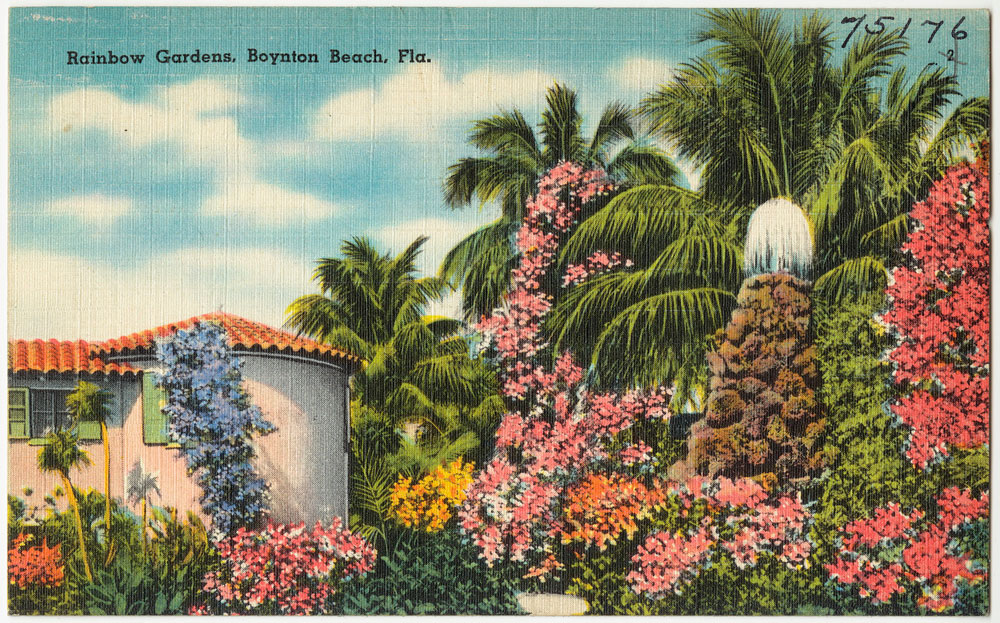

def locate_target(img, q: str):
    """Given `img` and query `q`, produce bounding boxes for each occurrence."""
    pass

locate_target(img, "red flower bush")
[626,476,813,598]
[826,488,988,612]
[196,518,375,615]
[8,533,65,589]
[881,164,989,469]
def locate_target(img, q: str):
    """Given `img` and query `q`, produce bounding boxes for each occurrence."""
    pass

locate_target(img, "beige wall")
[8,366,333,527]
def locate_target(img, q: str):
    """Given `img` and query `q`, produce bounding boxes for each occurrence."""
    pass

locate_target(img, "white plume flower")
[743,198,814,280]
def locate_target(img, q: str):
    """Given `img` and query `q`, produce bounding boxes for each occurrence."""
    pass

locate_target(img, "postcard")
[7,6,990,616]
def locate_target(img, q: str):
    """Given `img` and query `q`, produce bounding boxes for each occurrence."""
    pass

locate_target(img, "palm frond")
[813,256,888,301]
[591,288,737,387]
[560,184,723,267]
[605,144,682,186]
[588,101,635,162]
[540,83,585,163]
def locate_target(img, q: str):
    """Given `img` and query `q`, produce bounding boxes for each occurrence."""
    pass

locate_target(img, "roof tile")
[8,339,140,376]
[93,312,360,365]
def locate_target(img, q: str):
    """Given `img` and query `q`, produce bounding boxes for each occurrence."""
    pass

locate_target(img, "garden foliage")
[193,517,375,615]
[156,321,274,537]
[881,164,989,470]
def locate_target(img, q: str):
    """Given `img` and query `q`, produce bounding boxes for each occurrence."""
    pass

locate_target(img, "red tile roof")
[8,339,140,376]
[93,312,361,366]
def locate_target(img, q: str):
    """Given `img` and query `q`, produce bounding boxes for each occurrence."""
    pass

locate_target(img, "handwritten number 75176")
[841,15,967,47]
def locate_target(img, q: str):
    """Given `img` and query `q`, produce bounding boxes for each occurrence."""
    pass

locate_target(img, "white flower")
[744,198,814,280]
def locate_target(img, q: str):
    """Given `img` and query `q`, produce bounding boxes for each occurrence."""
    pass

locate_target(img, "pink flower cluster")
[196,518,376,615]
[626,523,715,598]
[619,441,654,466]
[826,488,988,612]
[464,162,671,578]
[626,476,813,598]
[476,162,613,400]
[562,250,633,287]
[881,164,989,469]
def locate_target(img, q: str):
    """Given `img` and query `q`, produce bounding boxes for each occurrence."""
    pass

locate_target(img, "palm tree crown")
[641,9,988,299]
[441,83,682,319]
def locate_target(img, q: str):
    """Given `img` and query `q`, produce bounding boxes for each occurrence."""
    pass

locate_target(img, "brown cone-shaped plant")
[689,272,825,483]
[688,198,824,485]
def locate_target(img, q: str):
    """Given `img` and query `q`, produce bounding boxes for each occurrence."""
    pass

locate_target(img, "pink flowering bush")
[463,162,673,579]
[193,517,376,615]
[880,164,989,470]
[826,488,988,612]
[626,476,813,598]
[562,250,632,287]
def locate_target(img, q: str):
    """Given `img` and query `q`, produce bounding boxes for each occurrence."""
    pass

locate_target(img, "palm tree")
[548,185,742,401]
[286,236,503,549]
[441,83,683,319]
[126,460,161,556]
[286,236,498,422]
[37,429,93,582]
[66,381,113,542]
[641,9,989,300]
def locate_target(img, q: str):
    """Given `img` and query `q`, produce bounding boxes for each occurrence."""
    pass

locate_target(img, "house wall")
[8,350,350,528]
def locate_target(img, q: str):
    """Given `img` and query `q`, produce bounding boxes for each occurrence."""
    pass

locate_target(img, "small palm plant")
[65,382,114,542]
[37,429,93,581]
[126,460,161,555]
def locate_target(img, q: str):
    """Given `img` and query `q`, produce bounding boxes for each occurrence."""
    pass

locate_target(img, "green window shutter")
[8,388,29,439]
[78,419,102,441]
[142,373,169,445]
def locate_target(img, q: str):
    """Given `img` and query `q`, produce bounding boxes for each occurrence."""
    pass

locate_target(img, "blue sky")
[8,7,990,339]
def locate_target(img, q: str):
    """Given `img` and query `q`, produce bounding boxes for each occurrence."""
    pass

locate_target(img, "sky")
[7,6,990,340]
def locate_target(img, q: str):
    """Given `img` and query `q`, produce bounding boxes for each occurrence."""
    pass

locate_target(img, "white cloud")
[8,247,315,340]
[313,64,556,141]
[50,193,132,225]
[369,214,496,278]
[203,177,341,224]
[46,81,335,225]
[610,57,675,92]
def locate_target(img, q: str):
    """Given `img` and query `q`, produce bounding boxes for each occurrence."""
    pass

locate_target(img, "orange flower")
[389,460,474,532]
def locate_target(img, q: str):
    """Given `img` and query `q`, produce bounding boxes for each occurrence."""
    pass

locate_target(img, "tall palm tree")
[37,429,93,582]
[441,83,683,319]
[641,9,989,300]
[286,236,502,549]
[126,460,161,556]
[66,381,113,541]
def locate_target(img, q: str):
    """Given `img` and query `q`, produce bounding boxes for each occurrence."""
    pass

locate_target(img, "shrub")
[195,517,375,615]
[389,459,473,532]
[9,533,65,588]
[880,163,989,470]
[689,273,824,482]
[339,530,523,615]
[826,489,988,613]
[462,161,673,583]
[83,550,190,615]
[156,321,274,538]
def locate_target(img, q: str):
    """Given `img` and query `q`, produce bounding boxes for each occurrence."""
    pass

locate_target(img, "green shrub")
[83,550,189,615]
[339,530,523,615]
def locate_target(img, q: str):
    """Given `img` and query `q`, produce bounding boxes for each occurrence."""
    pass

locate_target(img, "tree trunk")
[62,473,93,582]
[101,421,111,533]
[141,498,148,556]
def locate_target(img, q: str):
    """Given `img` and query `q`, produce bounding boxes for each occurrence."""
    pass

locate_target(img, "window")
[7,387,102,441]
[30,389,73,437]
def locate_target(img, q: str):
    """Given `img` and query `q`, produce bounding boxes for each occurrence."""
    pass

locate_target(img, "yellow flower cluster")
[389,459,474,532]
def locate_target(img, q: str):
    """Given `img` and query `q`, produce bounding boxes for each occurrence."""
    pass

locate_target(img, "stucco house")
[8,312,361,526]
